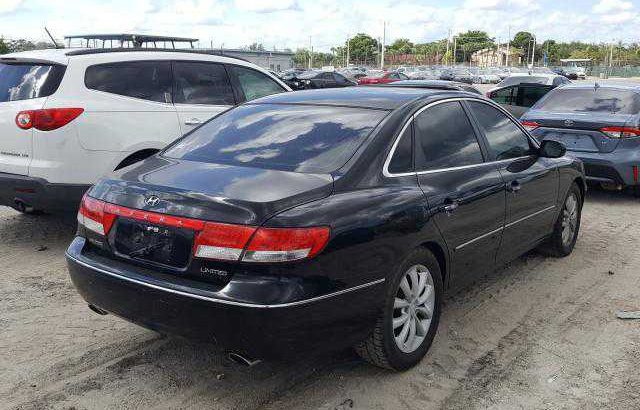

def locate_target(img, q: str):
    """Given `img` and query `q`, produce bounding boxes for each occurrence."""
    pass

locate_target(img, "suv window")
[229,65,284,102]
[491,86,515,105]
[85,61,171,103]
[0,63,66,102]
[173,61,235,105]
[467,101,534,160]
[388,124,413,174]
[519,85,552,108]
[414,101,484,171]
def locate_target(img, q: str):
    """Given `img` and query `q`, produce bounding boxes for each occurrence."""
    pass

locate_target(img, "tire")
[538,183,583,257]
[355,248,443,370]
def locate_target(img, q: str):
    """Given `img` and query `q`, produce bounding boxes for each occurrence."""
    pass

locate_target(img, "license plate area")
[538,131,599,152]
[111,218,194,269]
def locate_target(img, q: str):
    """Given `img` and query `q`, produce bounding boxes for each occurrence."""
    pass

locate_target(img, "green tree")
[248,42,265,51]
[346,33,379,65]
[0,38,9,54]
[455,30,495,62]
[387,38,414,55]
[511,31,534,50]
[293,48,310,67]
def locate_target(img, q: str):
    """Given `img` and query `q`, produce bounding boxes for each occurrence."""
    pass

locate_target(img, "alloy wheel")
[561,193,579,246]
[392,264,436,353]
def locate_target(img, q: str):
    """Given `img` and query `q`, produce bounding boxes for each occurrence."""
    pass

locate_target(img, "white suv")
[0,48,290,213]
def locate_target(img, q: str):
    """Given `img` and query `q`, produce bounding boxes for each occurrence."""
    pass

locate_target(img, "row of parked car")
[0,46,636,372]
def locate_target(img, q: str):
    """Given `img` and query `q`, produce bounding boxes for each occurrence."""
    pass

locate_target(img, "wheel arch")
[418,241,448,289]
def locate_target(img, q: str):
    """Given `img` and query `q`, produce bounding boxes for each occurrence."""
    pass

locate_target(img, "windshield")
[0,63,66,102]
[163,104,388,173]
[535,88,640,114]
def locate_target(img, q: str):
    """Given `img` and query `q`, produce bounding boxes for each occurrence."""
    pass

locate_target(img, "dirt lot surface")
[1,187,639,410]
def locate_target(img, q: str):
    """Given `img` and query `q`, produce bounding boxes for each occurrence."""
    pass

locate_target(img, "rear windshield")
[499,76,550,87]
[0,63,66,102]
[535,88,640,114]
[163,104,387,173]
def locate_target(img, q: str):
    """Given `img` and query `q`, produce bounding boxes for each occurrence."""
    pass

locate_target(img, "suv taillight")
[600,126,640,139]
[16,108,84,131]
[77,196,330,263]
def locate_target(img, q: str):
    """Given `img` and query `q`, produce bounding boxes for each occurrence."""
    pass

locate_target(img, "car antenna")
[44,27,61,49]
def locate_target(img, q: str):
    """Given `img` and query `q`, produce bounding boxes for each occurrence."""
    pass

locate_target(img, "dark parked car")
[379,79,482,95]
[285,70,357,90]
[67,87,585,370]
[521,83,640,194]
[487,74,571,117]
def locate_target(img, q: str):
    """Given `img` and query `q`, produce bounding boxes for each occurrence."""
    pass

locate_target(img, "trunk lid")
[525,110,635,153]
[91,156,335,226]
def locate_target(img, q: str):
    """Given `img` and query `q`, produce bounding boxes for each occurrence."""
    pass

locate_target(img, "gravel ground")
[1,186,639,410]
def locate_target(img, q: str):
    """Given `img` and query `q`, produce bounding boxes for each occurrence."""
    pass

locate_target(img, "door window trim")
[383,97,540,178]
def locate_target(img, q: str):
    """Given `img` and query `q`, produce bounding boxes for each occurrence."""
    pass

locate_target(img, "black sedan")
[67,87,585,370]
[284,70,357,90]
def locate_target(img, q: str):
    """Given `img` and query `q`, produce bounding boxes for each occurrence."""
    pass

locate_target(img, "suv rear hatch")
[0,58,66,175]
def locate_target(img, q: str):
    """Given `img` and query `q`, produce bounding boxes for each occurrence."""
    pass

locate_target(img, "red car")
[357,71,409,85]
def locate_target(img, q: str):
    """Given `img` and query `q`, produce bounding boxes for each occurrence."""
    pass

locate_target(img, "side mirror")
[539,140,566,158]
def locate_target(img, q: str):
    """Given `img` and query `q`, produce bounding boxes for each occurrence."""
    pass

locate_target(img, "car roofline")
[64,47,252,63]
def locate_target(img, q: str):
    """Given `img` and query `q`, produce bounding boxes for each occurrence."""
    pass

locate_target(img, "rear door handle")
[508,181,522,193]
[443,200,459,214]
[184,118,202,126]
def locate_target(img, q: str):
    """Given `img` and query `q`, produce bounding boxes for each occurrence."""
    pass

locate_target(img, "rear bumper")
[567,151,639,186]
[0,172,89,211]
[66,237,385,358]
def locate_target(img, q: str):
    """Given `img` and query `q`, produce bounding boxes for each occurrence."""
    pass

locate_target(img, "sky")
[0,0,638,51]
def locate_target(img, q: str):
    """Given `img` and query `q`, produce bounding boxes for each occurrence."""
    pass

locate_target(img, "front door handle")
[508,181,522,193]
[184,118,202,126]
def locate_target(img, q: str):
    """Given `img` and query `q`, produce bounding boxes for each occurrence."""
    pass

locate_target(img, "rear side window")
[491,86,515,105]
[535,88,640,114]
[519,85,552,108]
[388,124,413,174]
[0,63,65,102]
[163,104,387,173]
[173,61,235,105]
[414,101,484,171]
[228,66,284,102]
[468,101,535,160]
[85,61,171,103]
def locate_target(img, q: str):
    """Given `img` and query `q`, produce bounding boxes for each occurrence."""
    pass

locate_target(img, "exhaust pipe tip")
[88,304,109,315]
[227,351,262,367]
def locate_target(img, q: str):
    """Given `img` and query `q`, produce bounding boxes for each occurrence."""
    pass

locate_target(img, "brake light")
[77,194,116,236]
[521,120,540,132]
[15,108,84,131]
[600,126,640,139]
[243,226,330,262]
[77,196,330,263]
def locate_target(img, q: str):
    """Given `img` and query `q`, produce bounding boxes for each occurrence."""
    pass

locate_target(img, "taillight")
[77,196,330,263]
[600,126,640,139]
[77,194,116,236]
[194,222,256,261]
[242,226,330,262]
[521,120,540,132]
[15,108,84,131]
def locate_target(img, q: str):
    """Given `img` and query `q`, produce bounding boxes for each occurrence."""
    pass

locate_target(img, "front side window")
[229,66,284,102]
[414,101,484,171]
[468,101,534,160]
[85,61,171,103]
[0,63,66,102]
[163,104,387,173]
[173,61,235,105]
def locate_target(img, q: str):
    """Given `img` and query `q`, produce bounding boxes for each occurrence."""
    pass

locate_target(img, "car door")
[172,61,236,134]
[226,65,287,102]
[415,101,506,288]
[465,100,558,264]
[332,73,351,87]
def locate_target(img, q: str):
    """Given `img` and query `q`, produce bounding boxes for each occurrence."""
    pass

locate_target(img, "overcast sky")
[1,0,638,51]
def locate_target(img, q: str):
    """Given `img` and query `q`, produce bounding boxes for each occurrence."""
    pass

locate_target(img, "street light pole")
[380,21,386,70]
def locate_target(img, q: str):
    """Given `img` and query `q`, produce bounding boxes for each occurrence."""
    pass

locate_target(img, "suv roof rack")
[64,34,198,49]
[64,47,251,63]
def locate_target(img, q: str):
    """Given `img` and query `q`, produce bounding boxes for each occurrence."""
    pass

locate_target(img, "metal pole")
[506,26,511,67]
[346,36,350,67]
[308,36,312,69]
[380,21,386,70]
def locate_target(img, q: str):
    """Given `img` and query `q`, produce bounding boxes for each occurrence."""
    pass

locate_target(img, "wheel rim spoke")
[393,313,409,329]
[394,297,410,309]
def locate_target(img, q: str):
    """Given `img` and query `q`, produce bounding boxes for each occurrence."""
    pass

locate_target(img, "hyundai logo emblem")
[564,119,575,127]
[144,195,160,206]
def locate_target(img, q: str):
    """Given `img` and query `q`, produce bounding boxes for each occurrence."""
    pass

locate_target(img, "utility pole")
[445,28,451,66]
[530,34,536,67]
[453,36,457,67]
[506,25,511,67]
[380,21,386,70]
[308,36,312,69]
[346,35,350,67]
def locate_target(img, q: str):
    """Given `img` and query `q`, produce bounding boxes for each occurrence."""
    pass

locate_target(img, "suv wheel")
[355,248,443,370]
